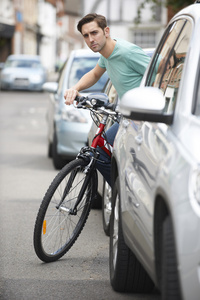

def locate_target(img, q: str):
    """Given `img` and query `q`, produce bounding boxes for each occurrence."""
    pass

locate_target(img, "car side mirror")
[119,87,173,125]
[42,82,58,94]
[0,62,5,70]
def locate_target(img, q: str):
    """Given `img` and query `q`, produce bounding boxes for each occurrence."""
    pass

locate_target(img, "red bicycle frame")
[90,115,113,157]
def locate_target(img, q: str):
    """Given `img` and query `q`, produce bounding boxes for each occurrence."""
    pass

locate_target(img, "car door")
[122,18,193,270]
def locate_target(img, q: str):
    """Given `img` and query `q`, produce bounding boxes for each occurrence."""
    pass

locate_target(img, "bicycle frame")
[90,114,113,157]
[56,97,119,215]
[64,107,116,215]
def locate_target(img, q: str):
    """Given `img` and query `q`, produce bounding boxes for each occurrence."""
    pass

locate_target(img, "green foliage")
[134,0,161,24]
[167,0,194,11]
[134,0,195,24]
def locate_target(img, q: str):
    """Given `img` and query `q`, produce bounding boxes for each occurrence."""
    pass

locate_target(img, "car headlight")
[31,74,43,83]
[1,73,11,80]
[61,106,89,123]
[190,168,200,214]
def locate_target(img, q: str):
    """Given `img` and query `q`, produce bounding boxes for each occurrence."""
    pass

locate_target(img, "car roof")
[70,48,100,58]
[143,48,155,57]
[7,55,41,61]
[171,2,200,22]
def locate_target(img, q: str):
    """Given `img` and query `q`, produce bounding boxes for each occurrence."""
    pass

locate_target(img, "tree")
[167,0,194,11]
[135,0,195,24]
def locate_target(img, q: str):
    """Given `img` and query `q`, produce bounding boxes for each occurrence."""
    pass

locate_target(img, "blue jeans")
[95,122,119,186]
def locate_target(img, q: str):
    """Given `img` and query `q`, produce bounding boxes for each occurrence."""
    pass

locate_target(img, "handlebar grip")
[75,95,85,103]
[75,95,116,111]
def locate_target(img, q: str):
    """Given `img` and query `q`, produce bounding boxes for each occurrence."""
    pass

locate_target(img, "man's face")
[81,21,108,53]
[167,55,175,70]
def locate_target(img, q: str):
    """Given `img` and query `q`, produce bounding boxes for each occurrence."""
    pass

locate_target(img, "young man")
[64,13,150,186]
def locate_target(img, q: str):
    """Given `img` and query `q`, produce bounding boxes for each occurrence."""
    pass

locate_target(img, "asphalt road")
[0,90,161,300]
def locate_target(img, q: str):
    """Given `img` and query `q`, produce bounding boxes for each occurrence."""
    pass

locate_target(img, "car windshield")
[5,59,41,69]
[68,57,108,92]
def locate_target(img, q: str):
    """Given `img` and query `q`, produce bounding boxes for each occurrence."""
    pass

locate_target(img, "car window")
[68,57,108,92]
[146,19,192,114]
[5,59,41,68]
[103,80,118,103]
[57,60,68,95]
[108,84,118,103]
[105,83,118,128]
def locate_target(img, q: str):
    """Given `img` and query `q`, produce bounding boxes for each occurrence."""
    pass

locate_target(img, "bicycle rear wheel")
[33,158,97,262]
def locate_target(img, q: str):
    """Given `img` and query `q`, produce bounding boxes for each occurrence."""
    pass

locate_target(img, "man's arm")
[64,64,106,105]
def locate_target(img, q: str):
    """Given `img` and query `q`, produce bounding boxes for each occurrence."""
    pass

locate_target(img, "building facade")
[82,0,167,48]
[0,0,15,62]
[0,0,167,72]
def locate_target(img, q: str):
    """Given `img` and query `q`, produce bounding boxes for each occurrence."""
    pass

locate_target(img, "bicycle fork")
[56,157,97,215]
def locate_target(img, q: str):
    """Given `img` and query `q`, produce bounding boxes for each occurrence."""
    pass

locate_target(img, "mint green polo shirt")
[98,38,151,99]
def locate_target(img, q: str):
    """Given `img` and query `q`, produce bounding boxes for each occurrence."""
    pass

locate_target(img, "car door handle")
[135,134,143,145]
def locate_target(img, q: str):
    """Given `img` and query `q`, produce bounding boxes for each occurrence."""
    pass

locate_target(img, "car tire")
[161,215,181,300]
[102,179,112,236]
[48,141,52,158]
[52,131,66,169]
[91,192,102,209]
[109,177,154,293]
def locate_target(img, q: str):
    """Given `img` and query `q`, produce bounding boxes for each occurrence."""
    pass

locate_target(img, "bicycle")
[33,93,120,262]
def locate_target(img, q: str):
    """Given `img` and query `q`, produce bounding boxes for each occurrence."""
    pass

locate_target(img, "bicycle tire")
[33,158,97,262]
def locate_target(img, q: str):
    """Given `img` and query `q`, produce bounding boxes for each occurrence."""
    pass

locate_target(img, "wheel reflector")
[43,220,46,235]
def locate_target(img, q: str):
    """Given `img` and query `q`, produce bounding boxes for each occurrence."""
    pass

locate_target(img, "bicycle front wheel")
[33,158,97,262]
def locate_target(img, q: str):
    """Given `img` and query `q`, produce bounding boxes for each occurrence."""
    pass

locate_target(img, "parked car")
[88,48,154,235]
[0,55,47,91]
[110,2,200,300]
[43,49,108,169]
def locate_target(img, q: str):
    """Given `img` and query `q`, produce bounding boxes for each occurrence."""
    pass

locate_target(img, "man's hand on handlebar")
[64,89,81,105]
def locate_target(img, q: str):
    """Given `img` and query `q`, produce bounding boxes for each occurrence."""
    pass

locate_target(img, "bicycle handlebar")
[75,94,116,111]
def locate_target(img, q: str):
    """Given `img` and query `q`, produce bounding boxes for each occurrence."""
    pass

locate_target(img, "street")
[0,90,161,300]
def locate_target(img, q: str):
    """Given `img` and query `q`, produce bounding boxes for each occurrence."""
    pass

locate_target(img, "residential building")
[0,0,168,73]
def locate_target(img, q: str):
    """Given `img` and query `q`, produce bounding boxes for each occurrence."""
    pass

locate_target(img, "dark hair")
[171,49,182,68]
[77,13,107,34]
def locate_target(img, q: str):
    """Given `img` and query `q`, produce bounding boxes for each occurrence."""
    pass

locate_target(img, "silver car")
[110,2,200,300]
[44,49,108,169]
[0,55,46,91]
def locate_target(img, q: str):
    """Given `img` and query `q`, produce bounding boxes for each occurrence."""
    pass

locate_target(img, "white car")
[110,2,200,299]
[0,55,46,91]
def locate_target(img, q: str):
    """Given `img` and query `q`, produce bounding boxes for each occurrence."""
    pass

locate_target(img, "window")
[108,84,118,104]
[133,31,157,48]
[68,57,108,92]
[146,19,192,114]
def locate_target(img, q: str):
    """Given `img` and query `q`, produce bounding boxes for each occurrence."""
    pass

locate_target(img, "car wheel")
[102,179,112,236]
[109,177,154,293]
[48,141,52,158]
[161,215,181,300]
[52,131,66,169]
[91,192,102,209]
